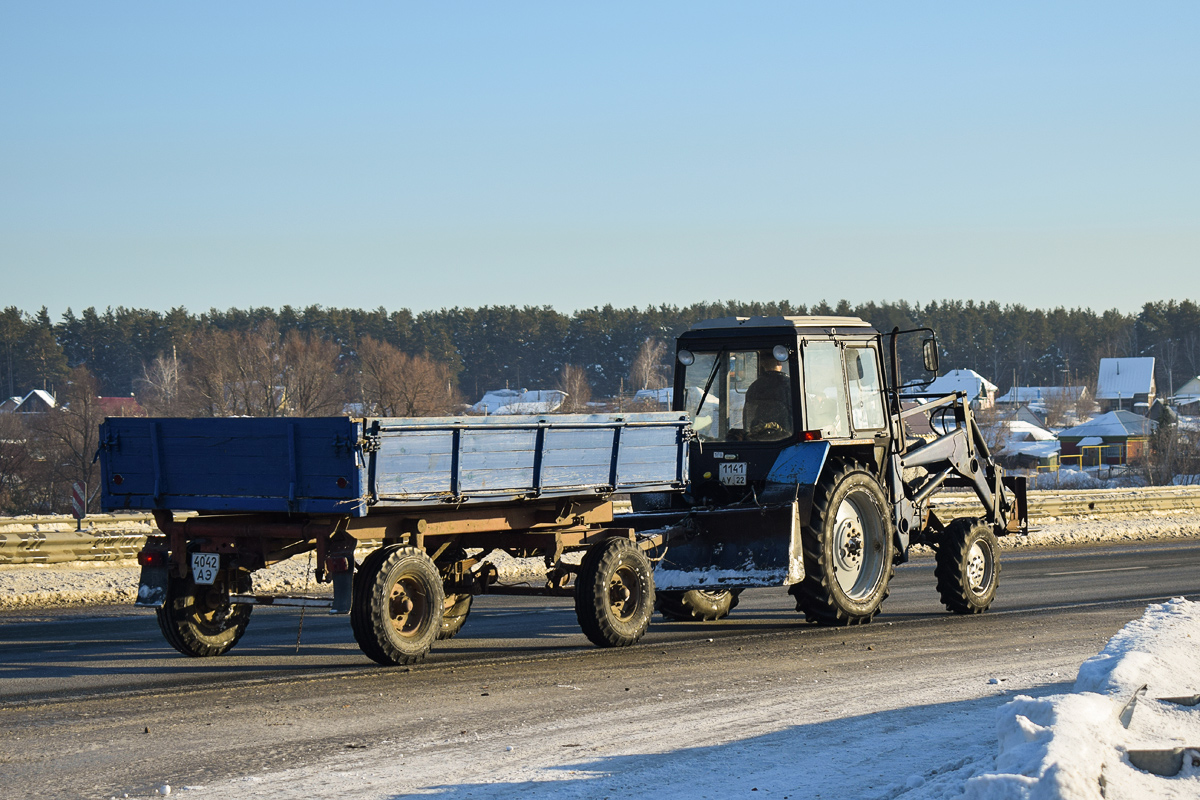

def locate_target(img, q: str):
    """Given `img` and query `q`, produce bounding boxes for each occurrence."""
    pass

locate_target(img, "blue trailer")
[101,412,697,664]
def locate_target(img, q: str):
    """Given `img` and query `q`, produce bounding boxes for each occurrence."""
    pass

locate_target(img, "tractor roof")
[687,315,875,333]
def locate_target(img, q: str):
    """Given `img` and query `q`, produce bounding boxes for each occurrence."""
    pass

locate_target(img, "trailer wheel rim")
[832,491,884,599]
[608,563,643,622]
[388,576,429,638]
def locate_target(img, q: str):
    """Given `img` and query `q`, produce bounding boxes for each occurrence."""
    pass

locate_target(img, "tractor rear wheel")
[935,518,999,614]
[791,463,895,626]
[575,537,655,647]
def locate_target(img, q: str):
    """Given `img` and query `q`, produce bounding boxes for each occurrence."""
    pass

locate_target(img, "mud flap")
[651,501,804,590]
[135,565,169,607]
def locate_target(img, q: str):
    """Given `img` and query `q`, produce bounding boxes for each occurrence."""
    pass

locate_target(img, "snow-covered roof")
[14,389,56,412]
[633,388,673,405]
[1008,441,1060,459]
[1171,376,1200,404]
[995,386,1086,405]
[1095,357,1155,400]
[906,369,997,400]
[1077,436,1104,447]
[476,389,568,415]
[1058,410,1155,440]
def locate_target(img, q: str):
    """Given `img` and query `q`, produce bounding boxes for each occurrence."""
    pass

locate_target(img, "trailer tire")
[439,593,473,640]
[434,546,473,640]
[575,537,655,647]
[350,545,394,664]
[353,545,444,666]
[791,463,894,626]
[935,518,999,614]
[156,569,252,657]
[657,589,737,621]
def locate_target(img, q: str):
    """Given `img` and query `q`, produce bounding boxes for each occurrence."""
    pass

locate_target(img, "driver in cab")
[742,350,793,441]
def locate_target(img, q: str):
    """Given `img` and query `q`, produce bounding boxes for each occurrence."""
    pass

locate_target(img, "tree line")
[3,298,1198,514]
[4,299,1200,405]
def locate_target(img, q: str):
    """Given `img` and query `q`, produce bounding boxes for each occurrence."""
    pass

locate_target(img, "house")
[98,396,144,417]
[11,389,57,414]
[471,389,567,415]
[995,386,1089,409]
[1057,410,1156,466]
[1095,357,1156,414]
[633,387,673,408]
[903,369,998,409]
[1172,376,1200,414]
[0,396,20,413]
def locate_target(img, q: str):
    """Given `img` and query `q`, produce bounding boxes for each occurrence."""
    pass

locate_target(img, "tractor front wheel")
[575,537,655,647]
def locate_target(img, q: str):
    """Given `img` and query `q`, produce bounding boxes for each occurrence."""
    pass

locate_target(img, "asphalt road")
[1,540,1198,798]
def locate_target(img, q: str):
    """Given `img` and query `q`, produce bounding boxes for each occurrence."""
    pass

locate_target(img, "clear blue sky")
[2,3,1197,318]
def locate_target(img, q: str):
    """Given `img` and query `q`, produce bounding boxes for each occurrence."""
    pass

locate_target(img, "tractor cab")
[673,316,891,505]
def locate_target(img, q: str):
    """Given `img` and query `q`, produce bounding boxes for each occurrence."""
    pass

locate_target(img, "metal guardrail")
[0,515,154,565]
[929,486,1200,522]
[3,486,1200,565]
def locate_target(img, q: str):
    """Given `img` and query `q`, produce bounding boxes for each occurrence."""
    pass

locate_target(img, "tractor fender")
[758,441,831,528]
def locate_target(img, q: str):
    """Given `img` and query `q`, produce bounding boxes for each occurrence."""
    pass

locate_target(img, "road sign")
[71,481,86,521]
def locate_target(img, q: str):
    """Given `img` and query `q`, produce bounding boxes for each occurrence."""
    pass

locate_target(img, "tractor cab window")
[681,349,794,443]
[801,341,850,438]
[847,347,886,431]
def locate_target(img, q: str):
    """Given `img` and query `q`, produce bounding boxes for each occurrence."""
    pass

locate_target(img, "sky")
[2,3,1198,320]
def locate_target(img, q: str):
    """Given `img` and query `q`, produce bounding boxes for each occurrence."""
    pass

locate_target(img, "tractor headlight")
[772,345,790,362]
[677,350,695,366]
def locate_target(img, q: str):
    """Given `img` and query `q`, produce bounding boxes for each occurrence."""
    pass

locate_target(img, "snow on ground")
[116,598,1200,800]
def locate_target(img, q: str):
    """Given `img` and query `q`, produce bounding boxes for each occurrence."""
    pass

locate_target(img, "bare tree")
[555,364,592,413]
[136,351,185,416]
[1041,389,1074,429]
[0,412,35,513]
[27,366,106,512]
[356,337,457,417]
[629,338,669,391]
[279,329,345,416]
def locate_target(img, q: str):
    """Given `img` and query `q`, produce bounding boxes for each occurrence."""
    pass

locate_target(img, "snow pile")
[962,598,1200,799]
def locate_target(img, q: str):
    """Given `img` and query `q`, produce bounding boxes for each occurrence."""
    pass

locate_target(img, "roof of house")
[474,389,567,415]
[908,369,997,400]
[1095,357,1156,401]
[14,389,56,412]
[634,388,673,404]
[1173,376,1200,403]
[1058,410,1156,440]
[995,386,1087,404]
[1008,441,1061,460]
[98,396,144,417]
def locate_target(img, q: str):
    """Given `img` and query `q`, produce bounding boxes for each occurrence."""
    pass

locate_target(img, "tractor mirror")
[922,338,939,373]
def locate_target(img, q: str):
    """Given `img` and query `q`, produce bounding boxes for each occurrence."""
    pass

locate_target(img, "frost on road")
[154,599,1199,800]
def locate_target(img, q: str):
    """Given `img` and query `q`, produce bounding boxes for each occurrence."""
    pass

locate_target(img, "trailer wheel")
[791,463,894,626]
[435,546,474,640]
[156,569,252,657]
[935,518,999,614]
[657,589,737,621]
[352,545,444,666]
[575,537,655,647]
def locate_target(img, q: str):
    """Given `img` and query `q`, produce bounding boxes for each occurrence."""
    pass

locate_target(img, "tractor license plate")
[719,462,746,486]
[190,552,220,585]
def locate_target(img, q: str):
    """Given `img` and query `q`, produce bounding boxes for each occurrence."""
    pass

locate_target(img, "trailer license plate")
[190,552,220,585]
[719,462,746,486]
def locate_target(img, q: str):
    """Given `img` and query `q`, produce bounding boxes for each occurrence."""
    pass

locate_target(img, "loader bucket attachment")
[650,501,804,590]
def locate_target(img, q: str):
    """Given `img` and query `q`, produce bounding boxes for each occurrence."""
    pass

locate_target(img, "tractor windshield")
[681,349,794,442]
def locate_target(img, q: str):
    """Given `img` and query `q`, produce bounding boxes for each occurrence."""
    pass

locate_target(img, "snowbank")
[963,598,1200,799]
